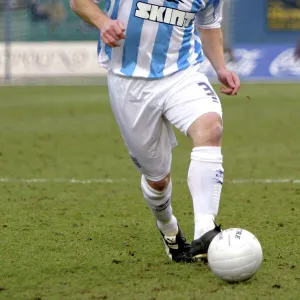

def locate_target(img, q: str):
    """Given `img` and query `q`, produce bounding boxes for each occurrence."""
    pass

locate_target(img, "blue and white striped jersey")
[97,0,223,78]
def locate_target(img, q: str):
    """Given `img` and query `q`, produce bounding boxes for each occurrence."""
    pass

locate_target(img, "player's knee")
[147,174,171,192]
[206,122,223,144]
[192,122,223,146]
[187,112,223,147]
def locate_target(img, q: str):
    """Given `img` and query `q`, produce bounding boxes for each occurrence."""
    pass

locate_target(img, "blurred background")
[0,0,300,84]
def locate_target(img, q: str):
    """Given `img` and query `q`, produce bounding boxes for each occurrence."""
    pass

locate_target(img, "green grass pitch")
[0,84,299,300]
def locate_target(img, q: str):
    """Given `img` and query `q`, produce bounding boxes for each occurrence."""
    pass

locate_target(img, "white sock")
[188,146,224,240]
[141,175,178,236]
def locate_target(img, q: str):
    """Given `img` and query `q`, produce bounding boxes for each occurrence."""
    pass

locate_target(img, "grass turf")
[0,84,299,300]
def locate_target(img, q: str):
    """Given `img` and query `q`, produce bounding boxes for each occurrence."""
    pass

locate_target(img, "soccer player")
[70,0,240,263]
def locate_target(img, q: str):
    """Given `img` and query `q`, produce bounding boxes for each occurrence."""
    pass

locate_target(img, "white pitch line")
[232,179,300,184]
[0,178,127,184]
[0,178,300,184]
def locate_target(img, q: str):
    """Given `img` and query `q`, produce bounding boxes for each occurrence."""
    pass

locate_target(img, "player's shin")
[141,175,178,236]
[187,147,224,240]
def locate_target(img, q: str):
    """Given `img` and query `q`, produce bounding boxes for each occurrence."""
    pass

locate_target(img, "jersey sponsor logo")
[135,2,195,28]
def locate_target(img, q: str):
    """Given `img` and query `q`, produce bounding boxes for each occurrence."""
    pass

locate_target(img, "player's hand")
[217,68,240,96]
[100,19,126,48]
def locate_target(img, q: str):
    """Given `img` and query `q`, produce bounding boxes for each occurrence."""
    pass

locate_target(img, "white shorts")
[107,64,222,181]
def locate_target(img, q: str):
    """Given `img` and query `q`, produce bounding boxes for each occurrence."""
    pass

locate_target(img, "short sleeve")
[195,0,223,29]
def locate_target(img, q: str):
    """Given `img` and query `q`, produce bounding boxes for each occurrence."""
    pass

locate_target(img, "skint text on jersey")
[135,2,195,27]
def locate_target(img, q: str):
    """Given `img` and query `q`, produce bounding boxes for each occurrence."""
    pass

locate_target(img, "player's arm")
[195,1,240,95]
[69,0,125,47]
[199,28,225,74]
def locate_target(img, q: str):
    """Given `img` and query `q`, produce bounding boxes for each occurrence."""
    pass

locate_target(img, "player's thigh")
[163,69,223,135]
[107,73,176,181]
[126,121,175,181]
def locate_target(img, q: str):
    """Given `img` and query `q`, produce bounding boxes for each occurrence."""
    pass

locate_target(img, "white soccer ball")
[208,228,263,283]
